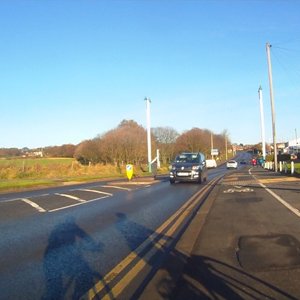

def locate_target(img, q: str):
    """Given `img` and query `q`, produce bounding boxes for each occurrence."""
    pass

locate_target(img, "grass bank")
[0,158,168,193]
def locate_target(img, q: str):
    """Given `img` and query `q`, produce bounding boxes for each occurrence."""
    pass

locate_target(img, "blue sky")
[1,0,299,148]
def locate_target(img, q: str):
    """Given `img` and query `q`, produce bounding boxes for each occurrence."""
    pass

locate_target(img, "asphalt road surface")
[1,153,247,300]
[140,161,300,300]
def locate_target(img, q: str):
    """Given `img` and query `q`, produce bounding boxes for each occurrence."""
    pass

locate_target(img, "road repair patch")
[235,197,262,203]
[237,234,300,272]
[222,179,257,186]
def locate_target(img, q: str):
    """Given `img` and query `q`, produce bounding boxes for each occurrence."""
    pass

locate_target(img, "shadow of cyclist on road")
[42,216,104,300]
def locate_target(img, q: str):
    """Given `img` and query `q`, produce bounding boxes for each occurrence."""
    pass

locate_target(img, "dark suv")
[169,152,207,184]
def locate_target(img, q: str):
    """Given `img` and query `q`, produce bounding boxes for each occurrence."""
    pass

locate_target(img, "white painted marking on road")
[100,185,131,191]
[224,187,254,193]
[250,168,300,218]
[78,188,113,196]
[258,181,300,217]
[49,195,110,212]
[20,198,46,212]
[55,193,86,202]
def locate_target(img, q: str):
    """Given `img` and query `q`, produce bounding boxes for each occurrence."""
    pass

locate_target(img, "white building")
[283,138,300,154]
[288,138,300,147]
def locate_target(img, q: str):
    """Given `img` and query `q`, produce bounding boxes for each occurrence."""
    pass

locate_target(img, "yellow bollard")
[126,164,133,181]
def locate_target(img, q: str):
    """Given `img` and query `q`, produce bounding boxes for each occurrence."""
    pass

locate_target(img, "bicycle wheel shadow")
[42,216,104,300]
[166,254,298,300]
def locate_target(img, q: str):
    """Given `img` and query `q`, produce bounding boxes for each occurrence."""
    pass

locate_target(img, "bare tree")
[175,128,211,155]
[44,144,76,157]
[152,126,179,164]
[101,120,150,166]
[74,139,102,165]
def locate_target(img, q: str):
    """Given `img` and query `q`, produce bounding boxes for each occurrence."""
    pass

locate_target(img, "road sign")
[211,148,219,156]
[126,164,133,180]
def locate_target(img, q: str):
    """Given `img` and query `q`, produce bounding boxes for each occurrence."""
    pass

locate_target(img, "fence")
[264,160,299,176]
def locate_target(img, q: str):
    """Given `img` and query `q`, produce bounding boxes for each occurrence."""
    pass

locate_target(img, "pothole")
[237,234,300,272]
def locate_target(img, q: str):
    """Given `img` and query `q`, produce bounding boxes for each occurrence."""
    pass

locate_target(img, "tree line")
[1,119,231,165]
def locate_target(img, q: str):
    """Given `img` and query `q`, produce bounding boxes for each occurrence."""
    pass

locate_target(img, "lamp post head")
[258,85,262,93]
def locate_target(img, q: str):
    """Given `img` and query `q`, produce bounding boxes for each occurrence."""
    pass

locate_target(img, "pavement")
[139,166,300,300]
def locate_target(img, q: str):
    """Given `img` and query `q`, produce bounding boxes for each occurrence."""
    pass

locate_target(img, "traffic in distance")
[169,151,255,184]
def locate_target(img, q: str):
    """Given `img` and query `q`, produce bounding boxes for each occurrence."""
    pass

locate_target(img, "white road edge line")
[49,195,110,212]
[20,198,46,213]
[258,181,300,217]
[55,193,86,202]
[250,169,300,218]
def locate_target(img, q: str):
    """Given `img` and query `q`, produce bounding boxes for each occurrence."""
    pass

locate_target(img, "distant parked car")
[226,160,238,169]
[206,159,217,168]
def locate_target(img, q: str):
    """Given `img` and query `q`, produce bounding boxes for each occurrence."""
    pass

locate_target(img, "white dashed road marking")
[101,185,131,191]
[49,195,110,212]
[20,198,46,212]
[55,193,86,202]
[78,189,113,196]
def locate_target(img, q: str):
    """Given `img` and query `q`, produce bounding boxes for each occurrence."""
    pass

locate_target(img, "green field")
[0,157,74,167]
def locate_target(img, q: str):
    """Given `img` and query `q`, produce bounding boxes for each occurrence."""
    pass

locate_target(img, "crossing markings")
[100,185,132,191]
[55,193,86,203]
[20,198,46,213]
[78,188,113,196]
[5,181,151,214]
[48,195,111,213]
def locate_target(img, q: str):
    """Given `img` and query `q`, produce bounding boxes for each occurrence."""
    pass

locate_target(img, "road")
[140,157,300,300]
[0,154,244,300]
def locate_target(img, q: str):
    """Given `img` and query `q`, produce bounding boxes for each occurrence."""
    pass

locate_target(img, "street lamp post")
[258,86,266,160]
[266,42,278,172]
[210,132,214,159]
[145,97,152,173]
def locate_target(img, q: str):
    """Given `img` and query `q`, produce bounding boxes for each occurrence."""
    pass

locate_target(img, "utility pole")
[258,86,266,160]
[225,135,228,160]
[211,132,214,159]
[266,42,278,172]
[145,97,152,173]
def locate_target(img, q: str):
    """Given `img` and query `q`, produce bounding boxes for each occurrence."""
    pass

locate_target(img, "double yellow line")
[84,176,221,300]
